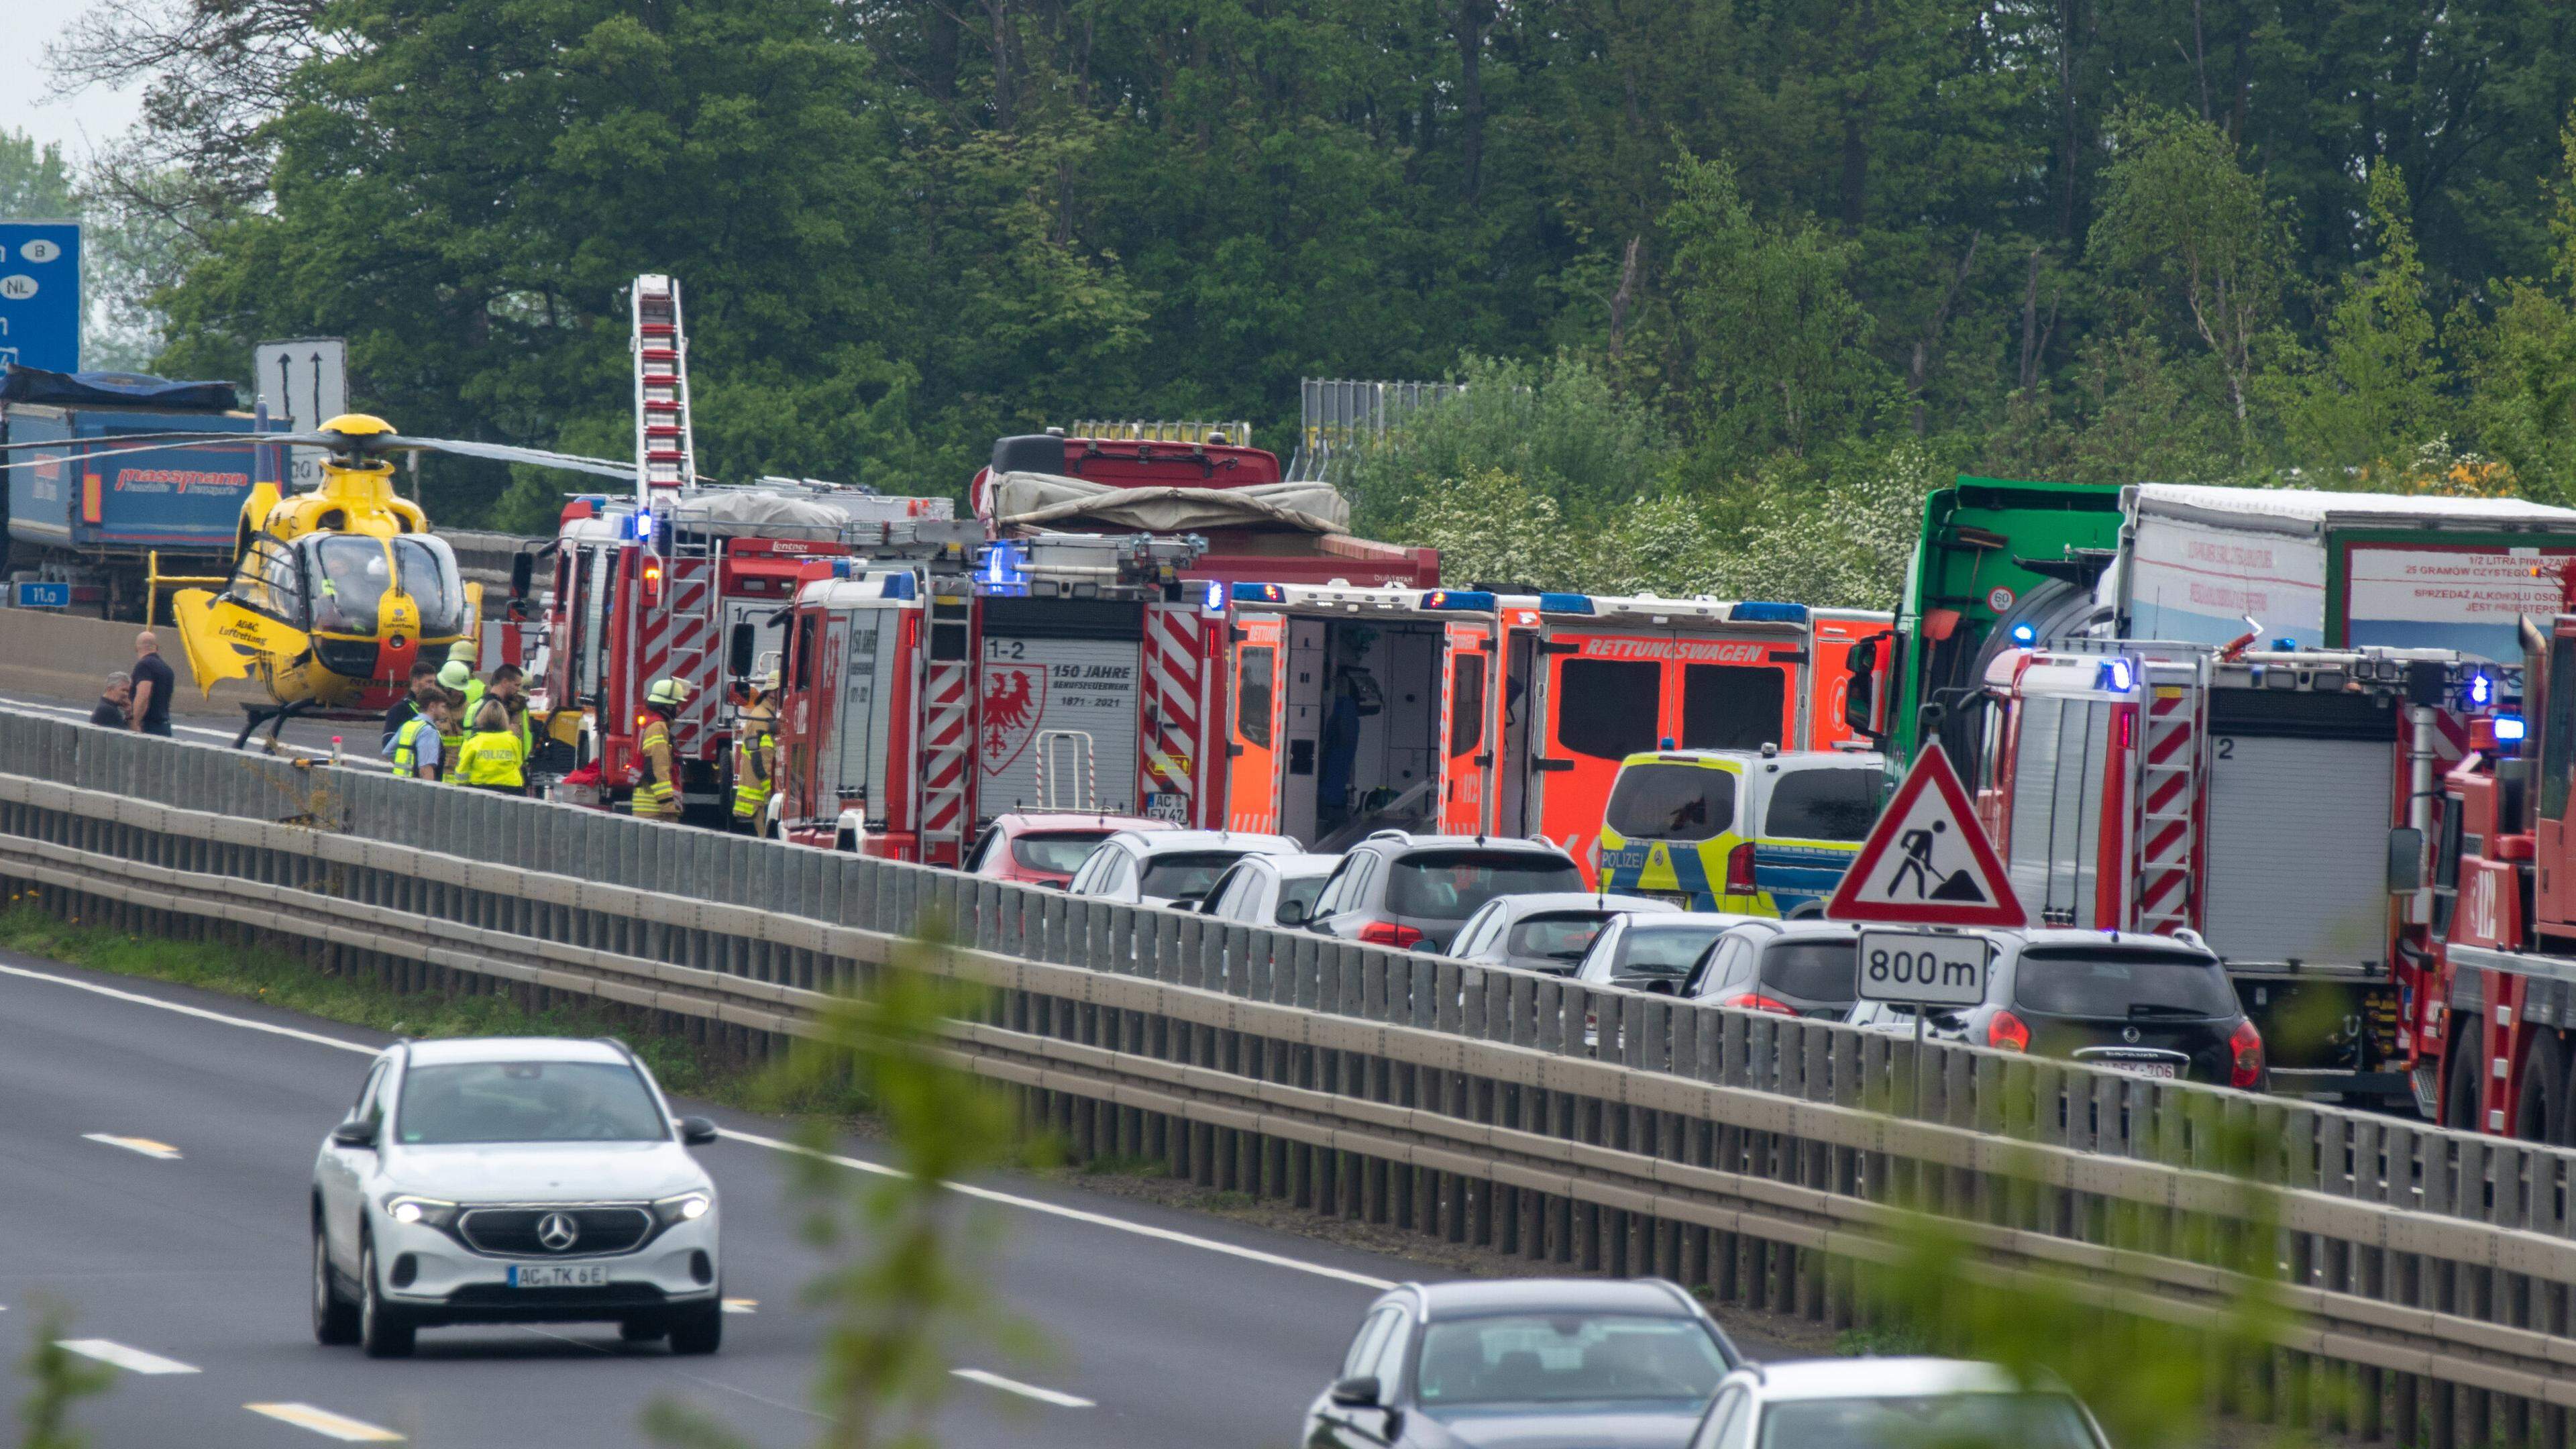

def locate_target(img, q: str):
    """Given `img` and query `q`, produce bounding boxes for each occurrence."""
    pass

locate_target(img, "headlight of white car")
[651,1191,713,1226]
[380,1194,461,1229]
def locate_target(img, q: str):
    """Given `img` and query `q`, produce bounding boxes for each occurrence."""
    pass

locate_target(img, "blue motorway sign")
[13,580,71,610]
[0,221,81,373]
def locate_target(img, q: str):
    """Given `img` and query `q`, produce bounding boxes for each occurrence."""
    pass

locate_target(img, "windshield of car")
[393,535,469,639]
[1387,852,1587,921]
[1415,1313,1729,1410]
[395,1061,668,1144]
[1138,851,1251,901]
[1615,922,1737,977]
[1011,830,1114,875]
[1761,939,1859,1002]
[306,535,391,635]
[1754,1393,2101,1449]
[1764,767,1884,841]
[1604,764,1735,843]
[2013,947,2238,1018]
[1505,912,1614,963]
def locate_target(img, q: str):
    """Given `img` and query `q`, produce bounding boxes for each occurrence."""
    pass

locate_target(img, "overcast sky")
[1,0,146,160]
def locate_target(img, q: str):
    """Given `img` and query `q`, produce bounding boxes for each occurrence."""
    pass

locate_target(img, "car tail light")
[2229,1018,2265,1089]
[1357,920,1425,949]
[1725,843,1757,894]
[1986,1009,2030,1052]
[1718,991,1796,1018]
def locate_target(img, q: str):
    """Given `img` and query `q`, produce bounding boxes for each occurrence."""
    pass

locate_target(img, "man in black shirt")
[129,631,176,738]
[381,659,441,753]
[89,672,131,728]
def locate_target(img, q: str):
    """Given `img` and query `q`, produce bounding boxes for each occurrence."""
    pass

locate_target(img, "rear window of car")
[1614,922,1735,976]
[1011,830,1114,875]
[1762,767,1882,842]
[2013,947,2238,1018]
[1505,912,1613,964]
[1277,872,1331,921]
[1760,939,1858,1002]
[1386,851,1585,921]
[1138,851,1251,901]
[1604,763,1736,843]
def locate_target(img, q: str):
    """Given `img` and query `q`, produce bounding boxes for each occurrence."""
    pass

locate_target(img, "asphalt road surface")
[1,690,388,769]
[0,949,1794,1448]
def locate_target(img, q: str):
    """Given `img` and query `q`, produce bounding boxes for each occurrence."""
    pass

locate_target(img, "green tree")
[0,130,77,218]
[1399,466,1587,592]
[2088,106,2286,433]
[2282,164,2447,472]
[1351,352,1681,536]
[16,1301,115,1449]
[2457,113,2576,502]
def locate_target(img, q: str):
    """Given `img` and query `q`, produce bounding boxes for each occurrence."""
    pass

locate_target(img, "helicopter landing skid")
[233,698,325,752]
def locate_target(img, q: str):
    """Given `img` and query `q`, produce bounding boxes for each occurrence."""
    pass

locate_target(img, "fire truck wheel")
[2515,1032,2565,1144]
[2442,1032,2483,1132]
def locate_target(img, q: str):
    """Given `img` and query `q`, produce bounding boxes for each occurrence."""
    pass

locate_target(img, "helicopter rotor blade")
[380,435,635,480]
[0,429,327,453]
[0,437,312,474]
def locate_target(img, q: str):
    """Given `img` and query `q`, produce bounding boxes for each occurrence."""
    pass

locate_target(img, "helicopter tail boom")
[170,588,308,697]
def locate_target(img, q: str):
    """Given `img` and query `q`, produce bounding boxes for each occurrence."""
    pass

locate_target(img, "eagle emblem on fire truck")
[982,666,1044,771]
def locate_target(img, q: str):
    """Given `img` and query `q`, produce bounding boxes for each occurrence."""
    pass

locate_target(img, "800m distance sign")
[1855,929,1990,1007]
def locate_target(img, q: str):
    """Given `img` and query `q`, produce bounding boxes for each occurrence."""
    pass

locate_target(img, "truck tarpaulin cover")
[985,472,1351,535]
[0,365,239,411]
[672,491,867,531]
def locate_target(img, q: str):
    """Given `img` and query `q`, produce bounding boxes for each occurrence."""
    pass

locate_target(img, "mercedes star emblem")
[2121,1025,2142,1044]
[536,1212,580,1252]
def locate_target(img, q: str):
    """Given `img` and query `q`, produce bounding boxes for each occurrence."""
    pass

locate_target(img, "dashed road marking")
[55,1339,198,1375]
[82,1133,181,1160]
[722,1297,757,1314]
[952,1368,1094,1408]
[245,1403,406,1442]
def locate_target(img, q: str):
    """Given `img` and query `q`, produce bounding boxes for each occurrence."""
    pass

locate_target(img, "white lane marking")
[55,1339,199,1375]
[82,1133,181,1160]
[244,1403,406,1442]
[722,1297,757,1314]
[1,955,1398,1293]
[952,1368,1095,1408]
[0,696,388,770]
[716,1128,1397,1291]
[0,965,379,1055]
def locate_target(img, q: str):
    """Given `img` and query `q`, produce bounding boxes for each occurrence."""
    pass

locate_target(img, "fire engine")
[1216,585,1889,865]
[1970,637,2488,1101]
[767,532,1208,862]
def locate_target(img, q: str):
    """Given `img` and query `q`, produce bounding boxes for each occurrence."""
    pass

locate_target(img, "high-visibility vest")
[732,729,773,819]
[633,716,677,817]
[455,730,526,789]
[392,717,435,779]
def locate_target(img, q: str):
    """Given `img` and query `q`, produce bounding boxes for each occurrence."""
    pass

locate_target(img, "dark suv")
[1300,833,1585,953]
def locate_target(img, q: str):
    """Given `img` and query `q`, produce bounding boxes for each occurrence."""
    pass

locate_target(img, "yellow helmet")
[647,678,694,708]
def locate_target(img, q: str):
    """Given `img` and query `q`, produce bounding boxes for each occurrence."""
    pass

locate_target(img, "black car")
[1844,928,2265,1089]
[1306,1278,1742,1449]
[1682,920,1862,1020]
[1301,832,1586,953]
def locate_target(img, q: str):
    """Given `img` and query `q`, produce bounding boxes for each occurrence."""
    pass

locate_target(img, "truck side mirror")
[727,623,757,680]
[2387,826,2425,895]
[509,551,535,601]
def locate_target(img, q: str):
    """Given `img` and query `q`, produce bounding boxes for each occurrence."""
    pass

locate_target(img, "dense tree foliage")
[44,0,2576,534]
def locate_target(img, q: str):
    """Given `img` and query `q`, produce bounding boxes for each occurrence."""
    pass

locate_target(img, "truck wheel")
[2517,1033,2565,1143]
[2443,1032,2484,1132]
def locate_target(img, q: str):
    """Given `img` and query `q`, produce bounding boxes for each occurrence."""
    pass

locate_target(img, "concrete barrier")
[0,606,267,719]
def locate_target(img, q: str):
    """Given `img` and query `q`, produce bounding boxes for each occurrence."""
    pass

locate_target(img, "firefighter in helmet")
[731,668,777,835]
[633,678,692,820]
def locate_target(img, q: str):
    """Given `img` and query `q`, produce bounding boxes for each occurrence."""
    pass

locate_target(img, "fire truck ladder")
[631,274,698,509]
[2132,657,2208,936]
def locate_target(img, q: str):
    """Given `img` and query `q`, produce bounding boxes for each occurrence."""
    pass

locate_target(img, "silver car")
[1199,852,1342,928]
[1447,892,1676,974]
[1684,1358,2111,1449]
[1065,828,1302,909]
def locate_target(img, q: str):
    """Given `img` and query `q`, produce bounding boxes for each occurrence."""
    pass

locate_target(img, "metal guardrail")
[0,709,2568,1448]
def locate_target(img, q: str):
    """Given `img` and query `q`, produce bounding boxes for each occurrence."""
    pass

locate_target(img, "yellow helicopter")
[0,412,629,741]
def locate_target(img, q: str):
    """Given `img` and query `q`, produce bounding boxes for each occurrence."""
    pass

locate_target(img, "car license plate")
[1642,890,1695,909]
[1142,792,1189,822]
[509,1264,608,1289]
[2100,1059,2177,1080]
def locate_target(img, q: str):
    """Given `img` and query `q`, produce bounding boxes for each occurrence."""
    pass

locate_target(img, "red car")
[961,812,1179,887]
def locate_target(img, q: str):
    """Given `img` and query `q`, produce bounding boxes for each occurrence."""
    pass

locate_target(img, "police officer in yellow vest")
[631,678,690,820]
[453,700,528,795]
[731,672,777,835]
[392,695,452,782]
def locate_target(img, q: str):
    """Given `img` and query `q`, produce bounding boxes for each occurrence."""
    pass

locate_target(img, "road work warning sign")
[1825,744,2027,928]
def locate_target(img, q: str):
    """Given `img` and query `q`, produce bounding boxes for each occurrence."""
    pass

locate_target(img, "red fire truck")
[767,533,1207,862]
[1216,586,1888,864]
[1970,638,2486,1101]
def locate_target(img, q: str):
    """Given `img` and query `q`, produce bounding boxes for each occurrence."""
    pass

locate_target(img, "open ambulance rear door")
[775,572,922,855]
[1809,608,1896,751]
[1439,616,1495,833]
[1224,612,1287,834]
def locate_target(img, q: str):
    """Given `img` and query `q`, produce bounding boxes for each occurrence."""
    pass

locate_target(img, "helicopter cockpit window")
[307,536,392,636]
[229,535,305,625]
[393,536,469,639]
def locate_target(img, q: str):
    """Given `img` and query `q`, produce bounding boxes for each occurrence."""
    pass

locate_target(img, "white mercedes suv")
[311,1036,724,1357]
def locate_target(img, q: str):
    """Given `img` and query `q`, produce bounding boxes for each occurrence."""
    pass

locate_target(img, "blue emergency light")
[1232,582,1286,604]
[881,572,918,600]
[1202,580,1225,612]
[2465,672,2496,709]
[2100,658,2135,692]
[1536,592,1593,614]
[1421,590,1497,611]
[1731,601,1809,623]
[2496,713,2528,743]
[2010,623,2037,645]
[632,508,654,541]
[983,541,1028,590]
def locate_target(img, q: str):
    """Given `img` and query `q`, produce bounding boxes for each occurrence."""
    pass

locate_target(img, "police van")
[1595,746,1886,915]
